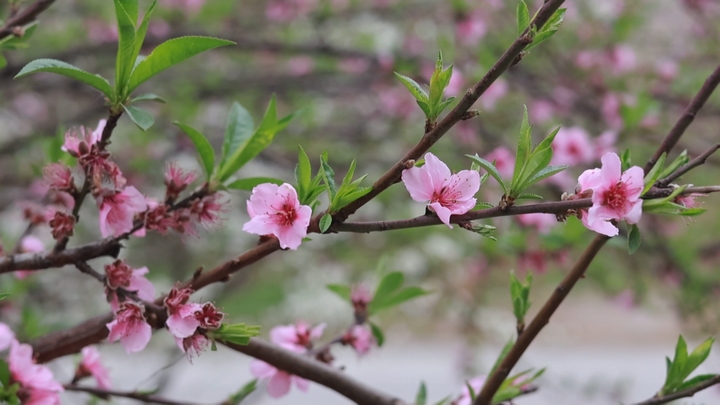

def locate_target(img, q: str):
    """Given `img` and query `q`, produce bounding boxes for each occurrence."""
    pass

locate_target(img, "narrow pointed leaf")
[371,286,429,312]
[319,213,332,233]
[114,0,137,96]
[523,165,567,186]
[173,122,215,178]
[371,272,404,303]
[466,154,508,193]
[394,72,429,103]
[627,224,641,254]
[128,36,235,92]
[221,101,255,168]
[130,92,165,103]
[415,382,427,405]
[226,177,284,191]
[643,152,667,194]
[14,59,112,97]
[369,322,384,347]
[326,284,352,301]
[118,0,138,23]
[122,104,154,131]
[517,0,530,36]
[130,0,157,71]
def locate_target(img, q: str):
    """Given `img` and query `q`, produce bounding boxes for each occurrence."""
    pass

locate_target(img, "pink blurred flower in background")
[378,85,418,119]
[342,325,375,355]
[0,322,15,351]
[14,236,44,280]
[339,58,370,74]
[602,93,624,130]
[402,152,480,228]
[550,127,595,166]
[445,68,465,97]
[266,0,317,22]
[656,60,679,81]
[77,346,111,389]
[516,213,557,234]
[287,56,315,76]
[250,356,310,398]
[609,45,637,75]
[594,130,618,159]
[8,340,64,404]
[529,100,556,124]
[243,183,312,250]
[456,12,487,46]
[271,321,326,351]
[484,146,515,178]
[479,79,508,111]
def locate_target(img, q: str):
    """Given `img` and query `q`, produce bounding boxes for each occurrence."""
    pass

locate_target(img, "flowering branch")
[473,60,720,405]
[64,384,205,405]
[224,339,408,405]
[631,375,720,405]
[0,0,55,40]
[0,237,121,274]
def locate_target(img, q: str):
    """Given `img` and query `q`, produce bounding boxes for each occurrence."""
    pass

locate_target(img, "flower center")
[602,182,628,211]
[274,203,297,226]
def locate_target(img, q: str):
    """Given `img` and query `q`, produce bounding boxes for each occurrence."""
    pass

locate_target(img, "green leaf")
[428,52,453,116]
[675,373,718,392]
[114,0,137,97]
[0,293,9,301]
[394,72,428,104]
[664,335,689,390]
[525,8,565,50]
[489,337,515,375]
[14,59,113,97]
[0,53,6,69]
[643,185,688,209]
[370,287,429,312]
[516,192,544,200]
[517,0,530,36]
[130,92,165,103]
[684,337,714,380]
[130,0,157,78]
[372,272,404,304]
[511,106,532,190]
[226,177,284,191]
[128,36,235,93]
[296,146,313,200]
[522,165,567,186]
[415,381,427,405]
[0,359,9,387]
[466,154,508,193]
[211,323,262,346]
[319,213,333,233]
[465,382,477,402]
[173,122,215,178]
[621,148,633,172]
[680,208,707,216]
[118,0,139,23]
[326,284,352,301]
[221,102,255,170]
[226,379,258,404]
[216,96,297,182]
[320,153,337,201]
[474,201,495,209]
[643,152,667,194]
[369,322,384,347]
[627,224,641,254]
[658,150,689,181]
[122,104,154,131]
[515,147,553,192]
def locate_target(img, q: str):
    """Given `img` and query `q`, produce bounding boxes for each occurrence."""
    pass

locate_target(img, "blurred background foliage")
[2,0,720,389]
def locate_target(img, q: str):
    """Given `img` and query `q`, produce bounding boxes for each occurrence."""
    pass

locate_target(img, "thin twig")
[64,385,206,405]
[473,235,610,405]
[74,261,106,283]
[223,339,408,405]
[631,375,720,405]
[0,0,55,40]
[657,144,720,187]
[643,64,720,173]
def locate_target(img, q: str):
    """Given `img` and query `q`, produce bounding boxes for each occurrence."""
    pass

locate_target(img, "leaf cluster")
[395,52,456,123]
[660,335,716,396]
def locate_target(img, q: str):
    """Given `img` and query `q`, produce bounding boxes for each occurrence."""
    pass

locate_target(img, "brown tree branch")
[643,64,720,174]
[473,234,610,405]
[631,375,720,405]
[65,385,207,405]
[224,339,408,405]
[0,238,121,274]
[0,0,55,40]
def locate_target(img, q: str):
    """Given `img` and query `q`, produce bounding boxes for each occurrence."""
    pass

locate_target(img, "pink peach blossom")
[106,302,152,353]
[457,375,486,405]
[175,333,209,362]
[250,357,309,397]
[550,127,595,166]
[516,213,557,234]
[0,322,15,351]
[104,260,156,311]
[402,153,480,228]
[98,186,148,237]
[270,321,325,351]
[580,153,644,236]
[456,12,487,46]
[42,163,74,191]
[609,45,637,75]
[164,163,197,200]
[8,340,63,404]
[342,325,374,355]
[243,183,312,250]
[79,346,111,389]
[164,287,202,339]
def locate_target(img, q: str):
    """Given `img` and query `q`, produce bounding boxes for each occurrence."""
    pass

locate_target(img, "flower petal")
[267,370,292,397]
[600,152,622,185]
[429,202,453,228]
[402,166,434,202]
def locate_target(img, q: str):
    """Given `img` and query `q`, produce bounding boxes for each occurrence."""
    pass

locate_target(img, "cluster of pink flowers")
[243,183,312,250]
[0,323,64,404]
[164,286,224,360]
[250,321,325,397]
[402,152,481,228]
[575,152,644,237]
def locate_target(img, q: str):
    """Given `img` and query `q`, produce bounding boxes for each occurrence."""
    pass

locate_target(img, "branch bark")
[224,338,408,405]
[0,0,55,40]
[65,385,206,405]
[631,375,720,405]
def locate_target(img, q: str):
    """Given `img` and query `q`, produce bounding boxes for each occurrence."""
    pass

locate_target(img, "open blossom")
[98,186,148,237]
[342,325,374,355]
[164,286,201,338]
[243,183,312,250]
[402,153,480,228]
[104,260,156,311]
[106,302,152,353]
[270,321,325,351]
[578,153,644,237]
[9,340,64,404]
[42,163,74,191]
[194,303,224,330]
[175,333,209,362]
[77,346,111,389]
[250,355,309,398]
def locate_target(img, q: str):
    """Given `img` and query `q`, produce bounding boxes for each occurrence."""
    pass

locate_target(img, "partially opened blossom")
[579,153,644,237]
[270,321,325,351]
[0,322,15,351]
[342,325,374,355]
[49,211,75,240]
[164,286,201,339]
[8,340,64,404]
[106,302,152,353]
[62,127,98,158]
[190,193,228,229]
[175,333,209,362]
[164,163,197,201]
[402,152,480,228]
[98,186,148,237]
[351,284,372,314]
[194,303,224,330]
[42,163,74,191]
[457,375,486,405]
[250,357,310,398]
[104,260,156,311]
[243,183,312,250]
[77,346,111,389]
